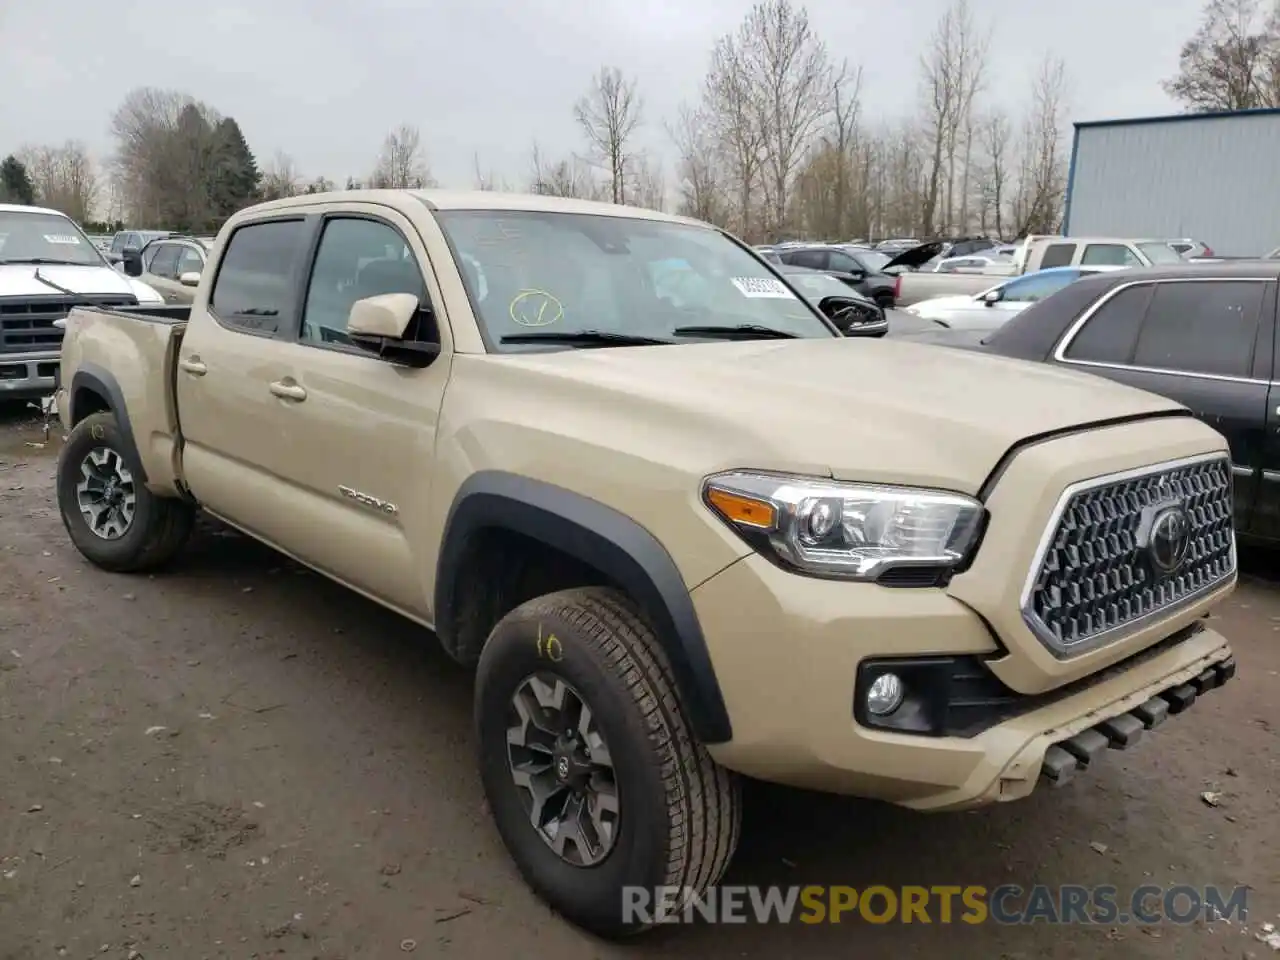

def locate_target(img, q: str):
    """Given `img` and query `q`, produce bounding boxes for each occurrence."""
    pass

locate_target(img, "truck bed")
[59,304,189,496]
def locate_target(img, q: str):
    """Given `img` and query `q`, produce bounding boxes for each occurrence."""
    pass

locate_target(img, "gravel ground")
[1,404,1277,959]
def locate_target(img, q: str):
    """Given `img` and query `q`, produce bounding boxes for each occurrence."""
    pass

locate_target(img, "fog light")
[866,673,905,716]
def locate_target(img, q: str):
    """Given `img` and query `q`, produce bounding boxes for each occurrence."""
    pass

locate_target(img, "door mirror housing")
[981,288,1003,305]
[346,293,440,368]
[179,271,201,287]
[121,249,143,277]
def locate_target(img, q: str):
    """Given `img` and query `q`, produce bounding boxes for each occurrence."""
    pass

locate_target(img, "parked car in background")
[930,254,1015,274]
[107,229,174,267]
[904,266,1119,332]
[125,235,211,304]
[776,241,943,307]
[1168,238,1216,259]
[0,204,163,400]
[900,260,1280,543]
[774,263,886,336]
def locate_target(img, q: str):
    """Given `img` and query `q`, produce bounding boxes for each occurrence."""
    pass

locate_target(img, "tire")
[475,586,741,938]
[56,411,195,573]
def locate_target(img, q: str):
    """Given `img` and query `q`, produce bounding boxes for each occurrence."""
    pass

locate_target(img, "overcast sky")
[1,0,1206,190]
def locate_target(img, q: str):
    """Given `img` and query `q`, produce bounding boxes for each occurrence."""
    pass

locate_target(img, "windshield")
[434,210,835,348]
[1137,242,1185,265]
[783,271,854,302]
[0,210,105,266]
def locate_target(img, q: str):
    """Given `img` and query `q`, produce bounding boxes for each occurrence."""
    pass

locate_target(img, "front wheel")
[474,587,741,938]
[56,411,195,572]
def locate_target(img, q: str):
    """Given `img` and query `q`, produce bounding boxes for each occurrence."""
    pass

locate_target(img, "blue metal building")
[1062,107,1280,257]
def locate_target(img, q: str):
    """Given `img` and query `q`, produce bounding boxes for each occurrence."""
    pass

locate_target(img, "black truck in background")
[899,261,1280,543]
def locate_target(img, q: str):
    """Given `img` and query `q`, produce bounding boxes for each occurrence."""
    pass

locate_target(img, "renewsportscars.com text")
[623,883,1250,925]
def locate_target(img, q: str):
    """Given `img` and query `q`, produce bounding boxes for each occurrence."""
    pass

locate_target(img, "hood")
[0,263,163,303]
[893,327,989,350]
[490,338,1186,495]
[883,240,946,271]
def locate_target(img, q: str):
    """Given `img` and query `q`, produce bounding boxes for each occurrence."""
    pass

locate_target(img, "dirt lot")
[1,403,1277,959]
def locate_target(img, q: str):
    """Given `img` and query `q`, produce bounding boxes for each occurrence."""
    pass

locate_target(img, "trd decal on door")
[338,485,398,515]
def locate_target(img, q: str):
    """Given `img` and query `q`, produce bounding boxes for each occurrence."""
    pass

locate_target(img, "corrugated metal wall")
[1065,111,1280,257]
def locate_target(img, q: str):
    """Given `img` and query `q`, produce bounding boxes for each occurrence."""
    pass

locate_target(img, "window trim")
[1054,276,1275,385]
[206,214,315,340]
[289,211,434,358]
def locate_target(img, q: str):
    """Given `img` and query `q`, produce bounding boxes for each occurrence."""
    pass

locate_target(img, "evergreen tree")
[0,155,35,205]
[208,117,261,221]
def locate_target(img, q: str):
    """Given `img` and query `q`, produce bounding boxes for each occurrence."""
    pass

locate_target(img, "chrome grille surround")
[1020,453,1235,659]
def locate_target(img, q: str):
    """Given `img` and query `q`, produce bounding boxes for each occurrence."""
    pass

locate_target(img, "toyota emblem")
[1148,505,1192,576]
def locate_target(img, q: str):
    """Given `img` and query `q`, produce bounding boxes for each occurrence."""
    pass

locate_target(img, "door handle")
[179,357,207,376]
[269,380,307,402]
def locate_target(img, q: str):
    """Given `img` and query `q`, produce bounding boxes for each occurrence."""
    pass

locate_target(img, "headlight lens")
[703,471,985,581]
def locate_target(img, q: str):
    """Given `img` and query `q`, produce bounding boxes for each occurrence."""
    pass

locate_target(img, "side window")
[788,249,828,270]
[209,219,309,334]
[1131,281,1265,378]
[141,243,160,271]
[1063,284,1154,363]
[300,218,426,346]
[1002,270,1078,303]
[1039,243,1076,268]
[828,252,863,274]
[110,234,125,254]
[176,246,204,276]
[1081,243,1141,267]
[148,244,180,279]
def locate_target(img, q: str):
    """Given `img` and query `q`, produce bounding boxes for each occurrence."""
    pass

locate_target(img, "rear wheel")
[475,587,741,938]
[56,412,194,572]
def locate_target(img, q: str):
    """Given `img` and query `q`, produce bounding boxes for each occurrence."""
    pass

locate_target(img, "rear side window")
[1081,243,1142,267]
[785,249,828,270]
[209,219,309,334]
[1039,243,1075,268]
[1063,284,1154,363]
[1131,280,1265,378]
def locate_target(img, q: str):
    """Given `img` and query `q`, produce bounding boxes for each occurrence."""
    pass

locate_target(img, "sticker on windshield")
[43,234,82,245]
[731,277,796,299]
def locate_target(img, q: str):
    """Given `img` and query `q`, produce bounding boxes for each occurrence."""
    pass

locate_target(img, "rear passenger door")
[1056,278,1273,533]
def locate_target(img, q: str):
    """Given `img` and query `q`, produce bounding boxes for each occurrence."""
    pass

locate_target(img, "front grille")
[0,294,138,353]
[1022,454,1234,656]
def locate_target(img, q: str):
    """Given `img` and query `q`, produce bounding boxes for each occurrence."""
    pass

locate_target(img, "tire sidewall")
[476,604,675,932]
[57,415,158,565]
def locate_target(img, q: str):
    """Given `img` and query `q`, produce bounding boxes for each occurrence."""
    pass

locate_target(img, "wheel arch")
[434,471,733,744]
[68,363,147,482]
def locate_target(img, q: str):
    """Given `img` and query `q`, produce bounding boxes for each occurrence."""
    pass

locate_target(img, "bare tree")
[977,109,1012,238]
[629,156,667,211]
[1163,0,1280,110]
[529,142,595,199]
[703,33,766,238]
[260,151,301,201]
[574,66,644,204]
[19,142,99,223]
[738,0,834,236]
[370,124,436,189]
[667,103,725,223]
[1011,55,1070,235]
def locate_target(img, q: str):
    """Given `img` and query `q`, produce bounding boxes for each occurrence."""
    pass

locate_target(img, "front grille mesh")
[0,294,138,353]
[1024,457,1234,651]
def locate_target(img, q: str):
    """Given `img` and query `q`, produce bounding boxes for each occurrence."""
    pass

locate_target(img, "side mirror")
[179,271,201,287]
[346,293,440,367]
[121,250,143,277]
[845,269,866,282]
[981,288,1003,306]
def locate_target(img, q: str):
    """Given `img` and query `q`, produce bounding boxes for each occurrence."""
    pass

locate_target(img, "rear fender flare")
[68,363,147,482]
[434,471,733,744]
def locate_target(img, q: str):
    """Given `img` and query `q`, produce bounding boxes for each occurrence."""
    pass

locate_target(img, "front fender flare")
[434,471,733,744]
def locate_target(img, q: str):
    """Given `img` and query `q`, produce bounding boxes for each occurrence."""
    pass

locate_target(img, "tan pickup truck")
[53,190,1238,937]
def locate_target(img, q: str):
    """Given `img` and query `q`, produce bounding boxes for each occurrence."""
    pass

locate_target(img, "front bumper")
[0,352,59,399]
[692,554,1233,811]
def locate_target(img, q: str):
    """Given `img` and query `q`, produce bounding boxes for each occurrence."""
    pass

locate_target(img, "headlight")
[702,471,985,582]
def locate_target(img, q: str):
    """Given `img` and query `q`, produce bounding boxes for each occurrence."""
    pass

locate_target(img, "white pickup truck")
[0,203,163,400]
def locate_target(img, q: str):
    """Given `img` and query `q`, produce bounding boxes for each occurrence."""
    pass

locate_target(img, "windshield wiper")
[0,257,93,266]
[500,330,671,347]
[672,324,799,340]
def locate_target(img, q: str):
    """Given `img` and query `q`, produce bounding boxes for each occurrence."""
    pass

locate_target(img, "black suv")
[775,242,943,308]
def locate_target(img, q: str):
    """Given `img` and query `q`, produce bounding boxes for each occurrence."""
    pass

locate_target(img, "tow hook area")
[1040,656,1236,787]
